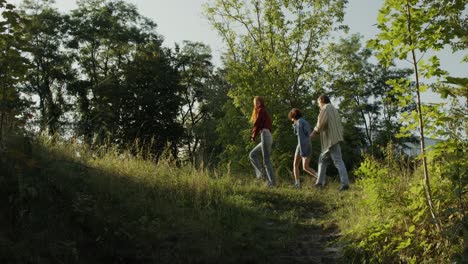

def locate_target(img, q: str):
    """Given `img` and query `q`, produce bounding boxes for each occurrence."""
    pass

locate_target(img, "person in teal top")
[288,108,318,188]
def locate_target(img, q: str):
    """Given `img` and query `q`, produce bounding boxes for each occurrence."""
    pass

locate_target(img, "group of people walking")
[249,95,350,191]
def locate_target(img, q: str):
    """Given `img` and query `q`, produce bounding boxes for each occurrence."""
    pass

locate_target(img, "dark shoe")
[338,185,349,191]
[313,183,325,189]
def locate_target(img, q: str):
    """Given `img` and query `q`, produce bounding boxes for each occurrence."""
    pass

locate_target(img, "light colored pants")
[249,129,275,185]
[316,143,349,186]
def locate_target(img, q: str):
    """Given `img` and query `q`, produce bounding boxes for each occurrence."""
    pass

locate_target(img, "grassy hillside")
[0,135,350,263]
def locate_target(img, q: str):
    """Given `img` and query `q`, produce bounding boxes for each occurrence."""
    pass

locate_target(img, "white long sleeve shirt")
[314,103,344,152]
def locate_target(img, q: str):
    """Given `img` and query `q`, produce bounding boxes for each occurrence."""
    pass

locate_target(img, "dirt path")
[267,193,345,264]
[278,225,343,263]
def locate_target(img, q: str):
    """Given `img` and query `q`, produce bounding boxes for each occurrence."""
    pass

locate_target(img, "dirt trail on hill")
[278,222,343,263]
[268,193,344,264]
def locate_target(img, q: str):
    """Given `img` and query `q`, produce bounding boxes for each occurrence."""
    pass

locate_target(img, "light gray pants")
[316,143,349,186]
[249,129,275,185]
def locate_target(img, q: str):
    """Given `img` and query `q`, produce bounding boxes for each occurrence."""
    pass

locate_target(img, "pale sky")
[9,0,467,79]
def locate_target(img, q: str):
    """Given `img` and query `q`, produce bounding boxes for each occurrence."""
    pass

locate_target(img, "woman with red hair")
[249,96,275,187]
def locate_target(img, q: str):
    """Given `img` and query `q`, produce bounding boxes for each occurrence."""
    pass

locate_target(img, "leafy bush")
[337,145,463,263]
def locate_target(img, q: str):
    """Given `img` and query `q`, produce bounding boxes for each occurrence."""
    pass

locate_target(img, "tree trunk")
[406,1,440,231]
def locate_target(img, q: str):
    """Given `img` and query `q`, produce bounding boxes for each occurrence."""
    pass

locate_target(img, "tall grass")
[0,134,347,263]
[5,134,463,263]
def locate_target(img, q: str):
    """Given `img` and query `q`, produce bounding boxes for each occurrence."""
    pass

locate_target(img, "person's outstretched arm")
[311,107,328,138]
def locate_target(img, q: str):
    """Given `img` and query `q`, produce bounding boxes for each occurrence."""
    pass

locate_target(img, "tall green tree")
[67,0,159,144]
[325,34,414,156]
[66,0,185,160]
[20,0,75,136]
[173,41,214,165]
[195,68,232,168]
[118,42,183,161]
[369,0,466,231]
[204,0,347,173]
[325,34,375,147]
[0,0,29,145]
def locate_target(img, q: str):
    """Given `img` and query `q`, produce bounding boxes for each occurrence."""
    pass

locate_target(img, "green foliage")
[118,41,183,160]
[339,59,467,262]
[370,0,467,236]
[2,0,231,166]
[369,0,466,134]
[0,0,30,143]
[426,77,468,262]
[192,69,232,168]
[324,34,414,158]
[335,145,464,263]
[67,0,166,145]
[215,97,252,172]
[204,0,347,175]
[173,41,220,166]
[46,0,185,159]
[19,0,76,135]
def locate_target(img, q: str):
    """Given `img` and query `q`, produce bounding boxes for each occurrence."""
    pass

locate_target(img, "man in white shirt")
[310,95,350,191]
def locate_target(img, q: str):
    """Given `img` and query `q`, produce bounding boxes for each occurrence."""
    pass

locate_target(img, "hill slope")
[0,135,348,263]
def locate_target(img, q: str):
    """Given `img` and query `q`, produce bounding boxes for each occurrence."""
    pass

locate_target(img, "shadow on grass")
[0,138,332,263]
